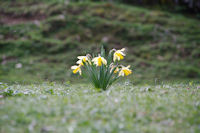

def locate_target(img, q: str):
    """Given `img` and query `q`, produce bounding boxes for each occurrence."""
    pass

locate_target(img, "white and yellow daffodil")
[113,48,126,62]
[71,65,82,75]
[92,55,107,66]
[110,65,119,73]
[76,56,89,65]
[114,67,119,73]
[118,65,132,77]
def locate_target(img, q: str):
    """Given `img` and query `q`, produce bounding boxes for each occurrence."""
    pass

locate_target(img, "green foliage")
[81,47,119,90]
[0,82,200,132]
[0,83,23,97]
[0,1,200,83]
[2,88,14,97]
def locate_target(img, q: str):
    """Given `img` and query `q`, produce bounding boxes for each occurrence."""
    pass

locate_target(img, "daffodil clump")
[71,47,132,90]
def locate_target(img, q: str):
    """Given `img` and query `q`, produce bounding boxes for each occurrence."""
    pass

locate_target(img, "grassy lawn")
[0,1,200,132]
[1,81,200,133]
[1,1,200,82]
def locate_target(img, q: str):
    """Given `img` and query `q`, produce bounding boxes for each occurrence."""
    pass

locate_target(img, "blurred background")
[0,0,200,83]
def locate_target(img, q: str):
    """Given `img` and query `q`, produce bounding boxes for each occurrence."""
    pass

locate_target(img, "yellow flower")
[118,65,132,77]
[92,55,107,66]
[110,66,119,73]
[113,48,126,62]
[114,67,119,73]
[76,56,89,65]
[71,65,82,75]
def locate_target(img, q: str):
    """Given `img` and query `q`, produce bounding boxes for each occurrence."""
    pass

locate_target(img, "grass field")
[1,1,200,83]
[1,81,200,133]
[0,1,200,132]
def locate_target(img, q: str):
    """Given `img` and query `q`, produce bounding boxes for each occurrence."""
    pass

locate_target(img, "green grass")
[0,1,200,83]
[0,1,199,132]
[0,81,200,132]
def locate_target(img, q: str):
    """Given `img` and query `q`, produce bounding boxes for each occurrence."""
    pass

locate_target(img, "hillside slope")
[0,1,200,82]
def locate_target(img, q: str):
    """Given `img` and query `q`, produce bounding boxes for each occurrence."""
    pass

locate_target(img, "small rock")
[102,36,109,43]
[114,98,119,103]
[0,34,3,39]
[58,15,65,20]
[15,63,22,69]
[34,20,40,26]
[28,120,36,132]
[41,126,55,133]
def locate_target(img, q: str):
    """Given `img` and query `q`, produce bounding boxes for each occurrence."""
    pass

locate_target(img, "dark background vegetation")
[0,0,200,83]
[80,0,200,15]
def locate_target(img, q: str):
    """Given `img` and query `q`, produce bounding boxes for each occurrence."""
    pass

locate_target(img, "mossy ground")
[0,1,200,83]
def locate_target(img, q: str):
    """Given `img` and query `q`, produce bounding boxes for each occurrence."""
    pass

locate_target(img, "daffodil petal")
[77,56,85,60]
[71,66,77,69]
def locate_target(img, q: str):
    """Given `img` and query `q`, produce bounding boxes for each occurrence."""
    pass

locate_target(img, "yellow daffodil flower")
[76,56,89,65]
[118,65,132,77]
[113,48,126,62]
[114,67,119,73]
[110,66,119,73]
[71,65,82,75]
[92,55,107,66]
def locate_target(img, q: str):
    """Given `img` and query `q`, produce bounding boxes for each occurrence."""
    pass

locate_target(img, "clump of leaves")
[0,83,23,97]
[2,88,14,97]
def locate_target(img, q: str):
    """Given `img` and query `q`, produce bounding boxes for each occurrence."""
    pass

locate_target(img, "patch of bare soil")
[0,12,46,25]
